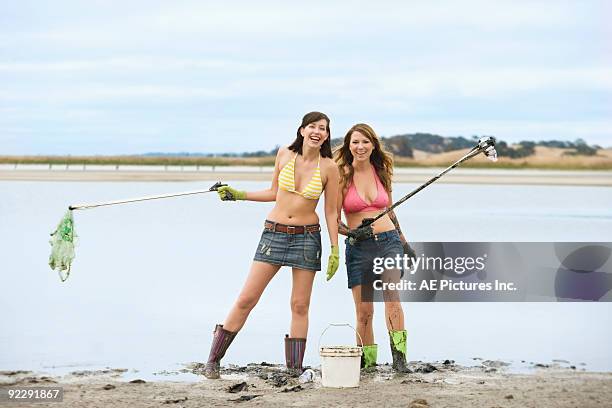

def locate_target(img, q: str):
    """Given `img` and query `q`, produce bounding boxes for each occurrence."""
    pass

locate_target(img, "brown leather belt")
[264,220,321,234]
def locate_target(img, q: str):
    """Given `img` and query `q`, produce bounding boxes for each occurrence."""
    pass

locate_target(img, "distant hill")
[331,133,477,158]
[330,134,600,159]
[140,135,602,159]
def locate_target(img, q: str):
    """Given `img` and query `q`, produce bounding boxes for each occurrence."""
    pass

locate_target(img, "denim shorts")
[253,221,322,271]
[345,229,404,289]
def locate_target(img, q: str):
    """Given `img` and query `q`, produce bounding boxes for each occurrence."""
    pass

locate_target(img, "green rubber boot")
[361,344,377,370]
[389,330,411,373]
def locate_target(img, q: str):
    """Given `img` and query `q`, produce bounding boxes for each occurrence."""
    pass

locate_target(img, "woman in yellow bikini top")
[278,152,323,200]
[203,112,339,379]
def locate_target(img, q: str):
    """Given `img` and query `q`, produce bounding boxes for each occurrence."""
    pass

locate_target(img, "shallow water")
[1,181,611,380]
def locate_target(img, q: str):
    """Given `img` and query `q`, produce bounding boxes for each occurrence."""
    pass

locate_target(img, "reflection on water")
[1,181,611,378]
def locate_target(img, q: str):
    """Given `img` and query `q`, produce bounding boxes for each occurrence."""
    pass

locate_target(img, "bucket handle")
[318,323,363,351]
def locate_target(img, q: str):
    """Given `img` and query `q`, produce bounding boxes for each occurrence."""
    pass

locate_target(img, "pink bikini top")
[343,165,390,214]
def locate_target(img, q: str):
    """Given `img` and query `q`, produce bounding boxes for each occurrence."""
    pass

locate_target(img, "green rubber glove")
[217,185,246,201]
[326,245,339,281]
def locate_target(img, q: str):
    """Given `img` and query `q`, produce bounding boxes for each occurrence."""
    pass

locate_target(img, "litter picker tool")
[349,136,498,243]
[48,181,227,281]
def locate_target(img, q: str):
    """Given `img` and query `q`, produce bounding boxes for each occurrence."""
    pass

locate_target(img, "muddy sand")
[2,360,611,407]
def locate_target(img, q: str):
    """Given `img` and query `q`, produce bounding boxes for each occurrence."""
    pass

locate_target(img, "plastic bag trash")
[485,146,498,162]
[298,369,315,383]
[49,210,78,281]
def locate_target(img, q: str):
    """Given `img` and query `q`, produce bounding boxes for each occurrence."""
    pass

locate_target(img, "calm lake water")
[1,180,611,380]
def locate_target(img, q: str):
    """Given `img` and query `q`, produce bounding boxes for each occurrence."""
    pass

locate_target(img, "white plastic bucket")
[319,324,363,388]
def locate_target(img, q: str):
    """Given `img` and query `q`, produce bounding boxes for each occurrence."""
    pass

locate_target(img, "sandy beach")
[2,362,611,407]
[2,167,612,186]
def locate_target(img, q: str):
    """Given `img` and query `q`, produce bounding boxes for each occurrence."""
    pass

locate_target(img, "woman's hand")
[403,242,416,266]
[347,223,374,244]
[217,185,247,201]
[326,245,339,281]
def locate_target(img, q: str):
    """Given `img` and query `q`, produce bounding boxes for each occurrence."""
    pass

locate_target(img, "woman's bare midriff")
[346,210,395,234]
[267,189,320,225]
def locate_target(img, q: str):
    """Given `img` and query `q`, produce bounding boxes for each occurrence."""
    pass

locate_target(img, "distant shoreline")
[2,167,612,186]
[2,146,612,171]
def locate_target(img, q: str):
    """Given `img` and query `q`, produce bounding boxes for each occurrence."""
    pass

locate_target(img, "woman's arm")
[387,191,416,261]
[323,161,339,246]
[243,148,285,202]
[337,178,350,236]
[387,191,408,244]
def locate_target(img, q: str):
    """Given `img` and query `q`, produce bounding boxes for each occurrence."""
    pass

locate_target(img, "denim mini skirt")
[253,220,322,271]
[345,229,404,289]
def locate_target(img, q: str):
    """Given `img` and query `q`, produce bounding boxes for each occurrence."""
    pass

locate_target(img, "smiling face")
[349,130,374,163]
[300,118,329,149]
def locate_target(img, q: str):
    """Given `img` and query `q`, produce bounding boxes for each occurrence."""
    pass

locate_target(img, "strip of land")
[1,167,612,186]
[2,146,612,170]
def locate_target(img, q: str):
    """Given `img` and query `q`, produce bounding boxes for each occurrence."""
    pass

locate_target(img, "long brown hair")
[288,111,332,158]
[334,123,393,192]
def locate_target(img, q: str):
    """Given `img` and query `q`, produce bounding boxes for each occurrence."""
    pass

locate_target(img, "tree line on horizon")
[144,134,601,159]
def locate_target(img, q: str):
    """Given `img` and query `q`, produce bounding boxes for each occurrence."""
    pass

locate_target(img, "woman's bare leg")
[384,301,405,331]
[352,285,374,345]
[223,261,281,332]
[289,268,316,338]
[381,266,410,372]
[382,267,405,331]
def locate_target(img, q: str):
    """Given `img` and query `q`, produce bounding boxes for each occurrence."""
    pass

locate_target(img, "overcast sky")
[1,0,610,155]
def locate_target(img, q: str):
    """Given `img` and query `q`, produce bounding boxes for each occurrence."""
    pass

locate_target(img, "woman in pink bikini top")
[342,163,390,214]
[336,124,399,239]
[333,123,412,373]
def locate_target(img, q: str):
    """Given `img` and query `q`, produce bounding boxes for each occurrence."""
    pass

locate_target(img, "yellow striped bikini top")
[278,152,323,200]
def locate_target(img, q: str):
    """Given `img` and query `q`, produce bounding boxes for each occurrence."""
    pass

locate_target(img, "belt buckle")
[287,226,296,234]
